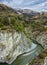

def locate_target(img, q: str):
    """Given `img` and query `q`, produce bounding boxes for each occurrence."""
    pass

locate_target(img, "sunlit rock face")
[44,57,47,65]
[0,31,13,63]
[0,30,36,64]
[31,31,47,49]
[36,32,47,49]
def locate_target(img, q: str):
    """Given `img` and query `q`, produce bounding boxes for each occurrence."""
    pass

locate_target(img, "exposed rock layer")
[0,30,35,64]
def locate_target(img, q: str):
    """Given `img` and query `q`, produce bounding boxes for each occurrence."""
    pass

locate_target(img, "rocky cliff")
[0,30,35,64]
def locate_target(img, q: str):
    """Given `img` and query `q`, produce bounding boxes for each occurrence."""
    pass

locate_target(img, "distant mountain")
[16,8,39,16]
[15,8,23,13]
[0,3,47,16]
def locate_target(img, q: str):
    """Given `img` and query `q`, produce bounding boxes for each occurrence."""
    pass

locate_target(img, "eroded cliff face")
[36,32,47,49]
[0,30,36,64]
[31,31,47,49]
[44,57,47,65]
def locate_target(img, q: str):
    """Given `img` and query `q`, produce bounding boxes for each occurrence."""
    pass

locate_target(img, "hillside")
[0,3,16,13]
[0,4,47,32]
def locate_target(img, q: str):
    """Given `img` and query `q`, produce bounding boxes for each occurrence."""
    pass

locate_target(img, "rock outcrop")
[0,30,35,64]
[44,57,47,65]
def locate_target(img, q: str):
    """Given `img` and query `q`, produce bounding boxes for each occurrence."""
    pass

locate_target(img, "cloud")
[20,0,47,12]
[31,1,47,12]
[0,0,47,11]
[2,0,23,8]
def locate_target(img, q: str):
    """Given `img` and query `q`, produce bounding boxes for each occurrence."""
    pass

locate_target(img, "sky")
[0,0,47,12]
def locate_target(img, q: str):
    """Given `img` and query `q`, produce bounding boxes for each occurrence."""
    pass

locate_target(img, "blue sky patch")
[0,0,47,12]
